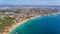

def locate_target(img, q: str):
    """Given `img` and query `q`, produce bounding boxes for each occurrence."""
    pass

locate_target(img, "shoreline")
[3,13,59,34]
[2,13,59,34]
[9,16,40,34]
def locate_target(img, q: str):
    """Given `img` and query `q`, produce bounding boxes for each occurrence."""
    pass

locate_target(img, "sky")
[0,0,60,5]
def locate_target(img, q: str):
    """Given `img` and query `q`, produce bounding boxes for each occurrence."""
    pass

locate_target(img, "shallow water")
[10,14,60,34]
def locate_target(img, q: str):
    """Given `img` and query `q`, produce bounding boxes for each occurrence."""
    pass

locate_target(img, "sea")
[10,13,60,34]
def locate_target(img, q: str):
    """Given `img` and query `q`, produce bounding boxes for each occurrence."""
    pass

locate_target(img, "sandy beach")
[2,13,58,34]
[2,16,40,34]
[9,16,40,34]
[10,13,59,33]
[9,18,31,32]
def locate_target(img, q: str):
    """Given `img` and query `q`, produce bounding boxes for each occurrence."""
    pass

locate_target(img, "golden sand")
[3,16,40,34]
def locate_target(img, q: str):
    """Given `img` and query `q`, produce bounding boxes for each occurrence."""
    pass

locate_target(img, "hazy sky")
[0,0,60,5]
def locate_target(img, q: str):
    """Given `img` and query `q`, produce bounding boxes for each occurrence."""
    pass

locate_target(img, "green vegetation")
[0,16,14,33]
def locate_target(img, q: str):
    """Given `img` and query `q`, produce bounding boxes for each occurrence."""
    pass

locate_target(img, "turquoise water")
[10,14,60,34]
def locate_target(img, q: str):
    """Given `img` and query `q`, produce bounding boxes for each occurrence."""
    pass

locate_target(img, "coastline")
[2,13,59,34]
[9,16,40,34]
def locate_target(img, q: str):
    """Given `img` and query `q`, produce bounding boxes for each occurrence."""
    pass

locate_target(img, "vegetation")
[0,7,59,34]
[0,16,14,33]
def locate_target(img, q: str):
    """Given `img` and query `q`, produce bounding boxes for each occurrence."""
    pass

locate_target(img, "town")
[0,6,60,34]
